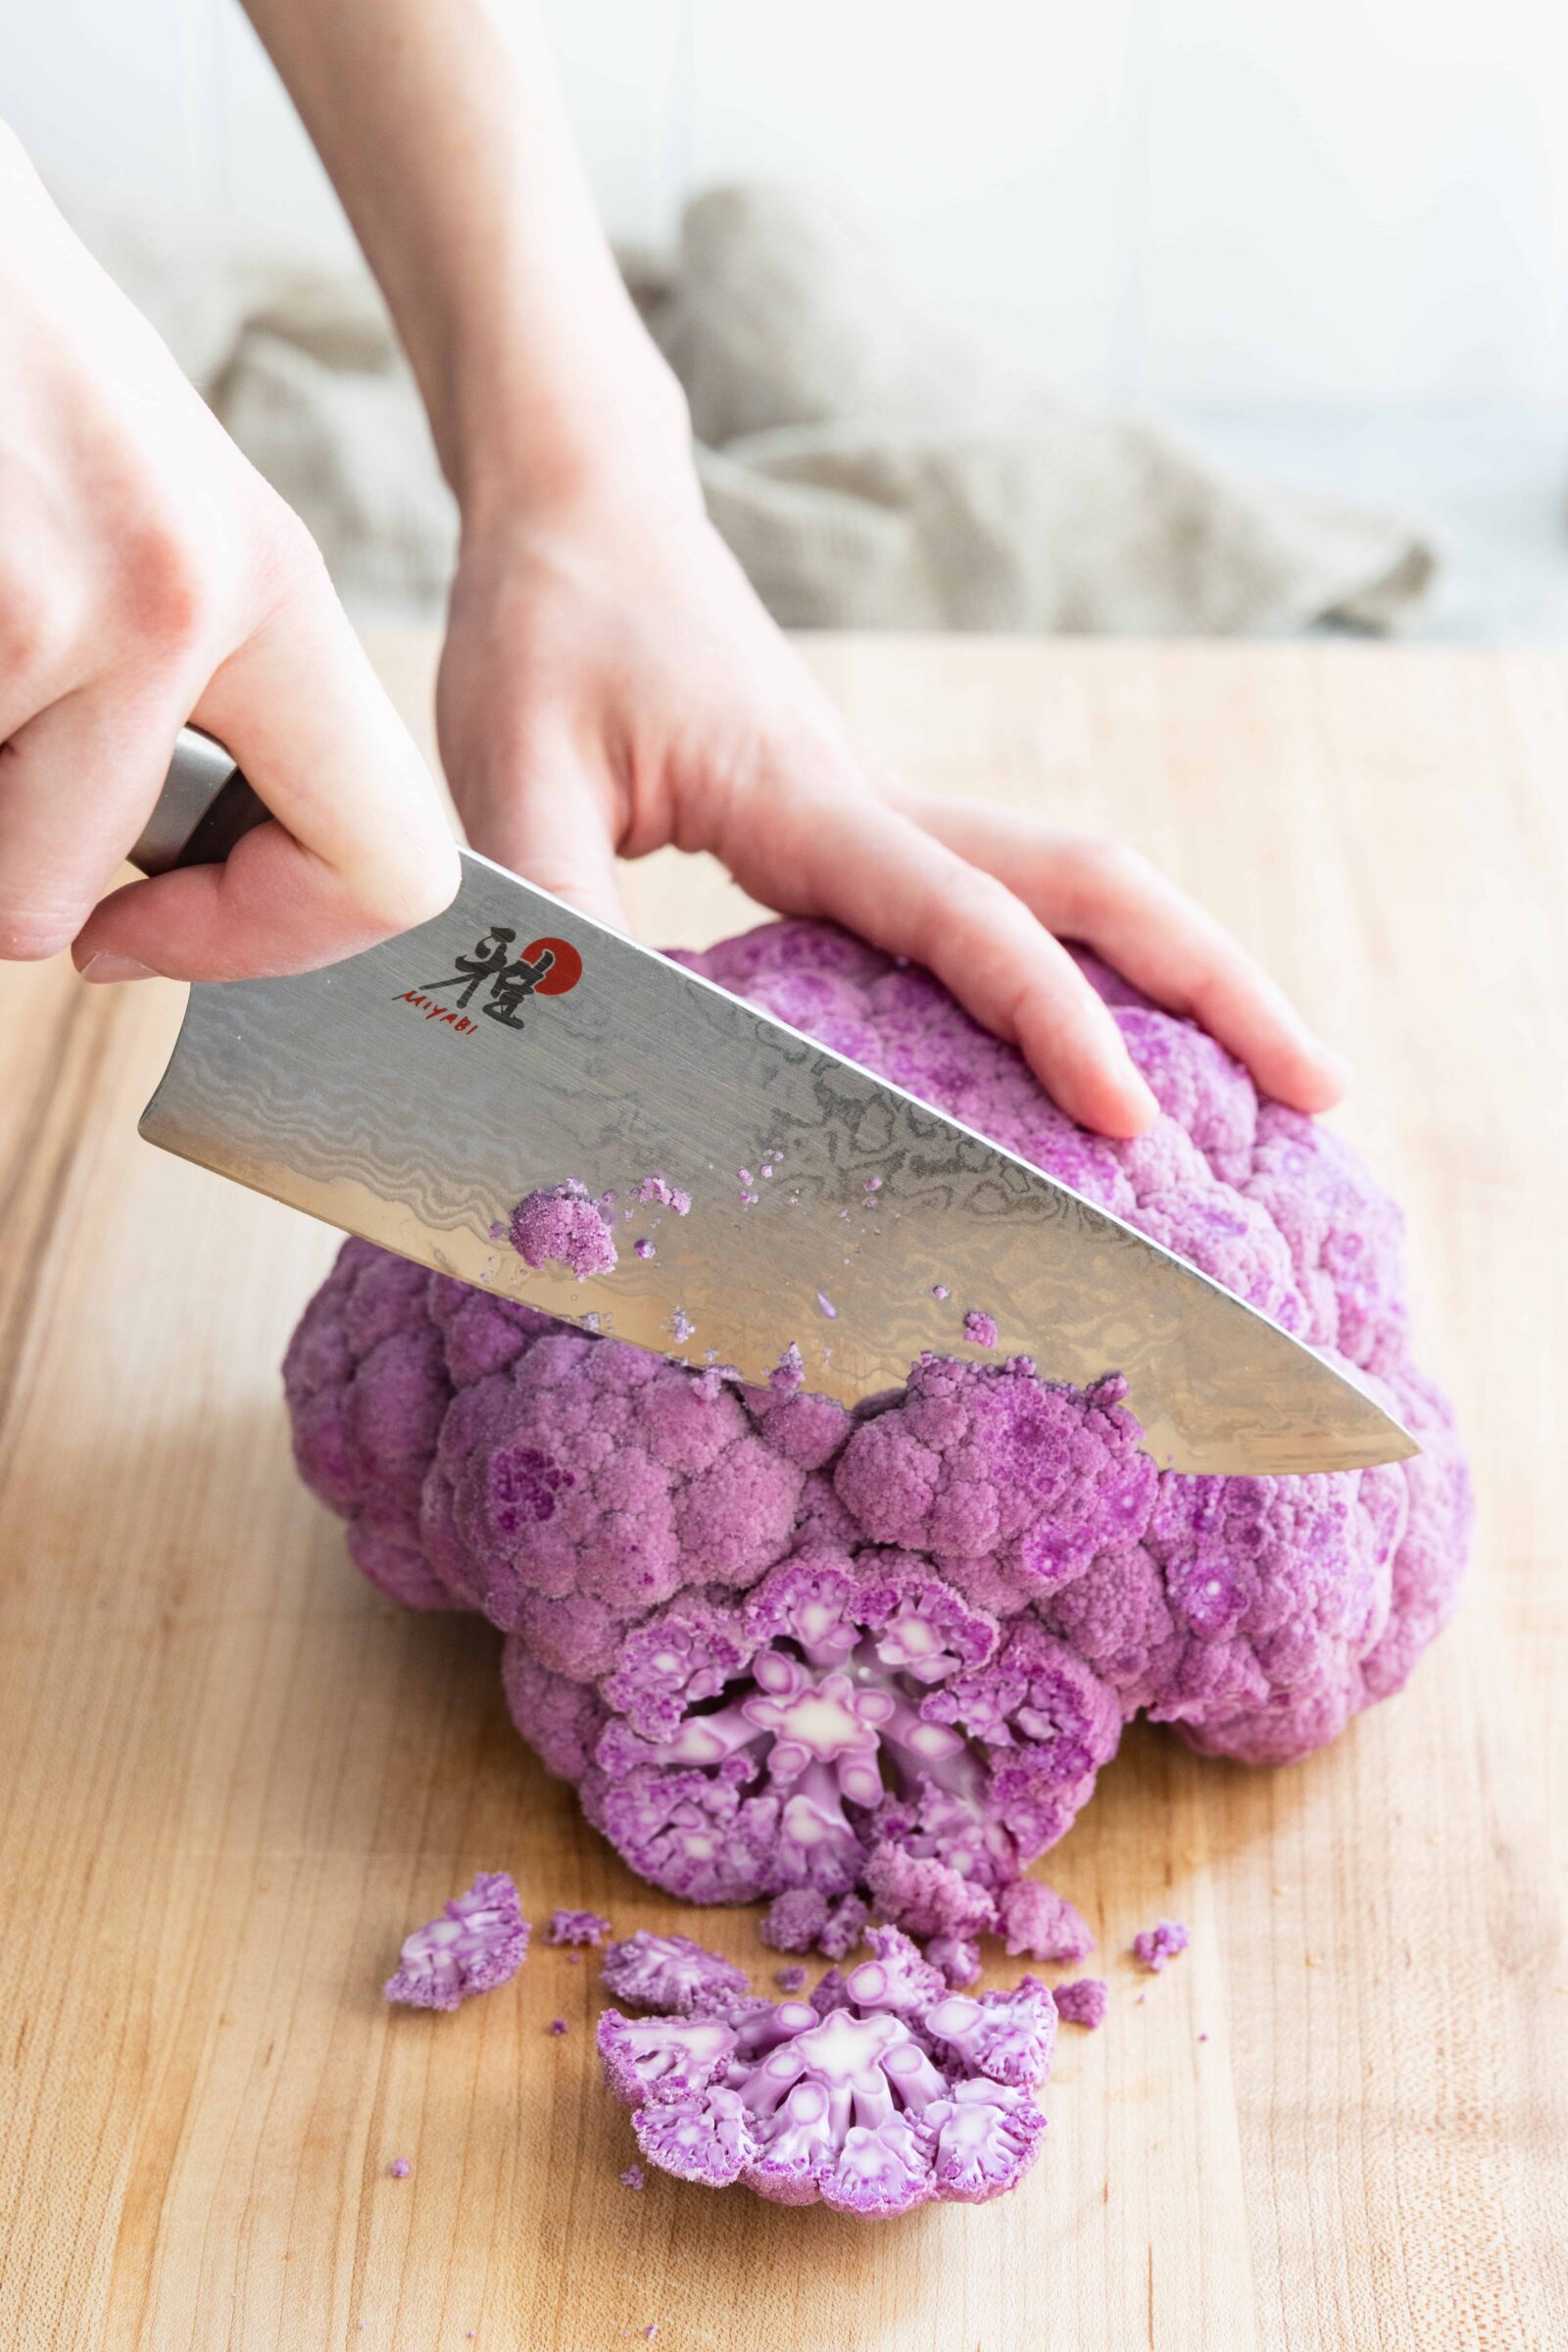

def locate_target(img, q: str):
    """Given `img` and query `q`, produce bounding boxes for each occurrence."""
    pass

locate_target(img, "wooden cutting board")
[0,636,1562,2352]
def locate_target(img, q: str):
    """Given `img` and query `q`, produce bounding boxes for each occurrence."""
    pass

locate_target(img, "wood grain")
[0,636,1562,2352]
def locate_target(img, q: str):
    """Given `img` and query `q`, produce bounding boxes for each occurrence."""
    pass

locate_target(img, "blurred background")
[7,0,1568,638]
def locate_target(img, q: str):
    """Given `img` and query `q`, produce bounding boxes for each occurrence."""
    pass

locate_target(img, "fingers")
[72,562,462,983]
[0,681,185,960]
[0,146,460,989]
[910,798,1348,1114]
[719,781,1160,1137]
[449,723,629,933]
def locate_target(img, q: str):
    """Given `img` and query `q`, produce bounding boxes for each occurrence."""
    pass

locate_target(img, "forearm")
[241,0,692,522]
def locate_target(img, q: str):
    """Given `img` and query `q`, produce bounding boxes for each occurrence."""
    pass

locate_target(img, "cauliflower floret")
[833,1357,1156,1592]
[843,1925,947,2019]
[596,2009,737,2107]
[997,1880,1095,1963]
[600,1930,751,2017]
[600,1963,1053,2215]
[925,1980,1058,2084]
[384,1871,530,2010]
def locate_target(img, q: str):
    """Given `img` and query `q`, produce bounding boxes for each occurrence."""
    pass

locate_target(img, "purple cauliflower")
[843,1924,947,2017]
[923,1980,1058,2084]
[1052,1978,1108,2030]
[384,1872,530,2010]
[760,1887,829,1952]
[600,1930,752,2018]
[548,1907,612,1947]
[597,1960,1050,2214]
[636,1175,691,1217]
[509,1182,618,1280]
[997,1880,1095,1963]
[818,1893,871,1960]
[597,2010,739,2108]
[760,1886,876,1962]
[926,1933,983,1988]
[286,919,1471,1942]
[1132,1919,1191,1973]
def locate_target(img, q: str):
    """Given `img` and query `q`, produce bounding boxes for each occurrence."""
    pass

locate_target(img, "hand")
[437,477,1348,1139]
[0,130,459,986]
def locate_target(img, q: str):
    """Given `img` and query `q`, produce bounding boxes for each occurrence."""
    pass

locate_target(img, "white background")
[5,0,1567,407]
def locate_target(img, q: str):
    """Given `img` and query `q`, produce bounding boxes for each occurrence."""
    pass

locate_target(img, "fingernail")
[78,953,158,985]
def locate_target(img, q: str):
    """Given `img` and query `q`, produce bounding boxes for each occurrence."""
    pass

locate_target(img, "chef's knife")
[127,729,1418,1477]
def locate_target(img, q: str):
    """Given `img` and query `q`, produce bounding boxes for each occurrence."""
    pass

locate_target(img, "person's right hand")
[0,127,459,986]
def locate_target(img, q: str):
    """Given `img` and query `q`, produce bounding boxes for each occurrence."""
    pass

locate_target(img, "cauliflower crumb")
[1052,1977,1108,2030]
[549,1908,612,1947]
[549,2018,569,2035]
[619,2164,646,2189]
[510,1182,618,1280]
[636,1175,691,1216]
[1132,1920,1190,1973]
[774,1965,808,1992]
[962,1309,999,1348]
[389,2158,410,2180]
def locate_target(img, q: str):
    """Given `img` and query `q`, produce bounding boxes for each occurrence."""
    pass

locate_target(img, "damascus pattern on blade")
[139,851,1415,1474]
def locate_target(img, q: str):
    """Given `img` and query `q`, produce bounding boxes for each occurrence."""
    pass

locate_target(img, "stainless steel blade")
[138,849,1417,1475]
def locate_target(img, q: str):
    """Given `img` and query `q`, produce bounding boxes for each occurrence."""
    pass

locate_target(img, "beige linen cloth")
[77,182,1435,632]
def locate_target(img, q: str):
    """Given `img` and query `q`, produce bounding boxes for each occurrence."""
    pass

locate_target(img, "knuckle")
[930,859,1017,940]
[1073,836,1143,889]
[115,515,215,656]
[1057,836,1147,917]
[0,894,86,962]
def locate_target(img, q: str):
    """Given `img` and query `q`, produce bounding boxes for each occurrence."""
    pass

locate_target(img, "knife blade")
[132,734,1416,1476]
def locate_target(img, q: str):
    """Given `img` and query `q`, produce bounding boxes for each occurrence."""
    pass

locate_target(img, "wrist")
[443,325,700,543]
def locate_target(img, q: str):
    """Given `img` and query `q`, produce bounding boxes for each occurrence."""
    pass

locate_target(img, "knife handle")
[127,727,270,878]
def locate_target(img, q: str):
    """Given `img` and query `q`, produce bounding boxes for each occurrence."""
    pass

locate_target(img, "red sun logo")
[521,937,583,996]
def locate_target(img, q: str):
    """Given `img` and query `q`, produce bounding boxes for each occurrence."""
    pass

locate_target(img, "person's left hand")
[437,474,1348,1142]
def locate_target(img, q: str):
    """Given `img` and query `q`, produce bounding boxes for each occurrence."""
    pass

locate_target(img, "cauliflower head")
[284,919,1471,1936]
